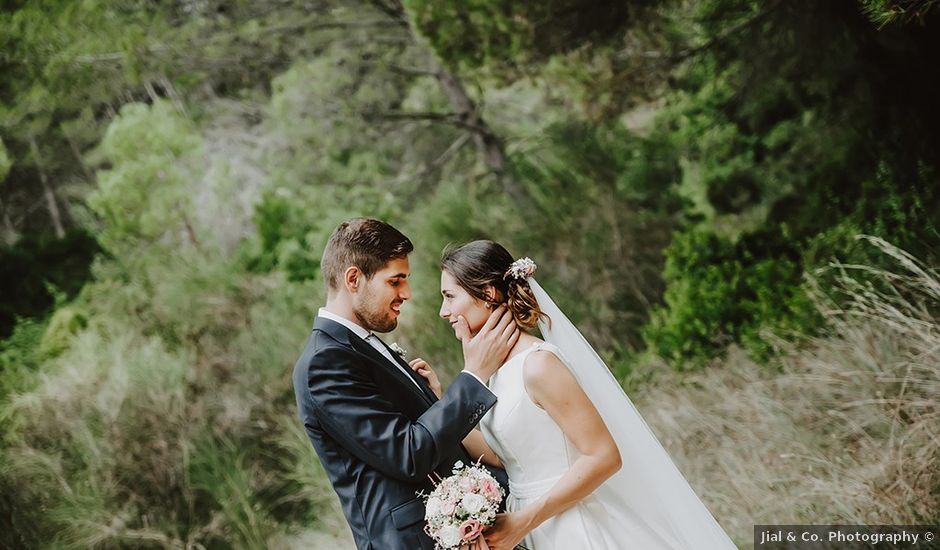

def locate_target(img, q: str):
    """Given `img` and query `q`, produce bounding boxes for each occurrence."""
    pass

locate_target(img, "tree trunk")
[65,132,95,181]
[28,136,66,239]
[159,75,188,116]
[0,197,18,246]
[390,0,530,209]
[431,64,530,209]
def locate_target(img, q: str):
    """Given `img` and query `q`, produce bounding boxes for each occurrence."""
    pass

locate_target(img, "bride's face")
[439,270,491,337]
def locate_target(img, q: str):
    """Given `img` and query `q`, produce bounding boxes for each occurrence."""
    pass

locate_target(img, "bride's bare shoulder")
[521,346,577,404]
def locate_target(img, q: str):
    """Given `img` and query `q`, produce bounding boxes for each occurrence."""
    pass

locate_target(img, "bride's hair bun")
[505,276,541,330]
[440,240,546,330]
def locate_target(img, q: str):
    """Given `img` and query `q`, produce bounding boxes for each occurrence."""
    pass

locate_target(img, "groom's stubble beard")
[353,279,398,333]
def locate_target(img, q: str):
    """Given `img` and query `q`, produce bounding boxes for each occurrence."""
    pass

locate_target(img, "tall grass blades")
[636,236,940,544]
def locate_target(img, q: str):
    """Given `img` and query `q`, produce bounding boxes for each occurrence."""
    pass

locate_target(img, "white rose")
[438,525,462,548]
[461,493,487,515]
[425,497,443,519]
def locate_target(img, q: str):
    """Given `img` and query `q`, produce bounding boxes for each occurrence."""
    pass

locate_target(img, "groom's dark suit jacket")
[293,316,501,550]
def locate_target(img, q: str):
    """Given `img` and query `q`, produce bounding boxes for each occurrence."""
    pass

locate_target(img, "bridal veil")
[528,278,737,549]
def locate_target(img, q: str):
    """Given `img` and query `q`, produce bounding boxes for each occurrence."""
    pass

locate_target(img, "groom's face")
[351,257,411,333]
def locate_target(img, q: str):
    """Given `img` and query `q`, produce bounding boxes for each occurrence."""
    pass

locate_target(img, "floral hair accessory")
[389,342,407,357]
[504,257,537,280]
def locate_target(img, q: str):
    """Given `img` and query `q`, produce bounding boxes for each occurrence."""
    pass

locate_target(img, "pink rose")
[480,478,500,501]
[441,498,456,516]
[459,519,485,542]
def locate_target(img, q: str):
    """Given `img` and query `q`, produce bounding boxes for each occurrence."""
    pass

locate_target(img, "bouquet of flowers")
[420,460,504,549]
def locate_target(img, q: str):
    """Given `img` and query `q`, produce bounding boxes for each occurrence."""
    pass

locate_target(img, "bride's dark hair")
[440,240,545,330]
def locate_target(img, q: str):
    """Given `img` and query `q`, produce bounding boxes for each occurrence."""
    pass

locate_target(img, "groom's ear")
[344,266,362,293]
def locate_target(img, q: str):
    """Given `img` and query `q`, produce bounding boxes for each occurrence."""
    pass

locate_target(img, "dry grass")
[636,236,939,547]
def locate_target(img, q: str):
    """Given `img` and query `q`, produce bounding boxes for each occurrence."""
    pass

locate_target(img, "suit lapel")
[353,337,435,406]
[373,336,439,404]
[314,316,433,406]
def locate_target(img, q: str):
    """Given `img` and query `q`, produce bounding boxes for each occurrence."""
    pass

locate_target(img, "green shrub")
[404,0,634,73]
[38,306,87,358]
[0,317,46,416]
[0,229,99,338]
[644,229,820,368]
[87,101,202,252]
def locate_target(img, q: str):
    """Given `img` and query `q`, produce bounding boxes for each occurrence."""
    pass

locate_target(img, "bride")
[412,240,737,550]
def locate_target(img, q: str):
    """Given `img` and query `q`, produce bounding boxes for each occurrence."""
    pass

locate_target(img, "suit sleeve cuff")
[460,370,492,391]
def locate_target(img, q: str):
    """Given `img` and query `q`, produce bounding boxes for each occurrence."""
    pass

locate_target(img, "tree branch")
[361,61,440,78]
[671,0,785,62]
[366,0,410,27]
[365,110,499,136]
[28,136,65,239]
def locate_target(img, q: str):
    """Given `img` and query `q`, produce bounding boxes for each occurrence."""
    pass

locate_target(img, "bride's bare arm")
[483,350,621,550]
[462,429,503,468]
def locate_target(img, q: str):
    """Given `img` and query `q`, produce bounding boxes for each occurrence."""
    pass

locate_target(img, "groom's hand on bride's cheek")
[460,307,520,382]
[453,314,472,342]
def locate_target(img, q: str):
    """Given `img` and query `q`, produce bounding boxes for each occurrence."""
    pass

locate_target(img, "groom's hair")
[321,218,413,294]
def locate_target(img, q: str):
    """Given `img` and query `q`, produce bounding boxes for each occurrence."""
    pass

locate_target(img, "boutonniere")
[389,342,407,357]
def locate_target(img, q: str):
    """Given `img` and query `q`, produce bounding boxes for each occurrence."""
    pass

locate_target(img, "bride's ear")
[482,285,498,307]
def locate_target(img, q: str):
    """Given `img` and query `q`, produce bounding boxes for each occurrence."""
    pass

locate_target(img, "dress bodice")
[479,341,581,500]
[477,340,697,549]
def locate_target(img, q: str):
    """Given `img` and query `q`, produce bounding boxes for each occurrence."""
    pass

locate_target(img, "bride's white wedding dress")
[477,279,737,550]
[480,341,681,549]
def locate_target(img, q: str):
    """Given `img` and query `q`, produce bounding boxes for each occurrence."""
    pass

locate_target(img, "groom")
[292,218,517,550]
